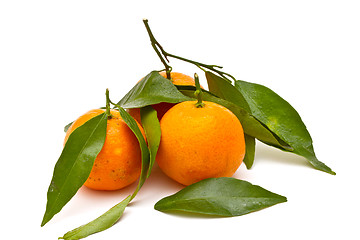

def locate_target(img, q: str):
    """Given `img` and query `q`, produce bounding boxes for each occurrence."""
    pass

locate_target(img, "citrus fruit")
[156,100,245,186]
[64,109,144,191]
[158,71,198,86]
[128,71,198,123]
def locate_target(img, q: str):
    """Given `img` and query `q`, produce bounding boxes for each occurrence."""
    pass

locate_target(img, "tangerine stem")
[194,73,205,108]
[142,19,236,83]
[105,89,113,119]
[143,19,172,79]
[166,52,235,82]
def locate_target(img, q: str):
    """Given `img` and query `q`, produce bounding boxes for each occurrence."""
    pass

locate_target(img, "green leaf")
[204,72,292,151]
[41,113,108,227]
[117,107,150,198]
[178,85,291,151]
[243,134,256,169]
[140,106,161,178]
[234,80,335,175]
[205,71,251,112]
[60,107,152,239]
[117,71,192,109]
[64,121,73,133]
[205,72,335,174]
[155,177,287,216]
[59,195,131,240]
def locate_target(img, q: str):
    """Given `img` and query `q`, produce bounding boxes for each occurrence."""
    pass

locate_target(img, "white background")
[1,1,359,239]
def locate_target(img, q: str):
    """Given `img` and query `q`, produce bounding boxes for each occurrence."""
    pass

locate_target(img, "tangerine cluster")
[65,72,245,189]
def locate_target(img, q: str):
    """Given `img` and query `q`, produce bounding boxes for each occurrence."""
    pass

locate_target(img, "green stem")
[194,73,204,108]
[105,88,113,118]
[167,53,235,82]
[142,19,236,82]
[143,19,172,79]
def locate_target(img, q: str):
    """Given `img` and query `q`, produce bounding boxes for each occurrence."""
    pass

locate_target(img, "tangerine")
[128,72,198,123]
[156,100,245,186]
[64,109,144,191]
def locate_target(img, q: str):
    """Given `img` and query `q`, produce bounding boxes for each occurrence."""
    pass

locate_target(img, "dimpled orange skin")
[156,101,246,186]
[64,109,144,191]
[128,72,198,123]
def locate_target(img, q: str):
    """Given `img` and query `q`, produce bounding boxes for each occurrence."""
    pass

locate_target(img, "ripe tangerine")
[156,101,245,186]
[64,109,144,191]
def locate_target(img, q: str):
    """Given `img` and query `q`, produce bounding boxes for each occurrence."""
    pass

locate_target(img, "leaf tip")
[153,201,161,211]
[153,199,168,212]
[318,161,336,175]
[40,215,49,227]
[244,163,253,170]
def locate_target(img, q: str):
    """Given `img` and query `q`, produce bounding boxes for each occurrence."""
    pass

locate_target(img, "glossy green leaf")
[117,71,192,109]
[140,106,161,178]
[60,107,152,239]
[117,107,151,198]
[243,134,256,169]
[234,80,335,175]
[155,177,287,216]
[59,195,131,240]
[204,72,291,151]
[41,113,108,227]
[206,71,251,112]
[178,85,291,151]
